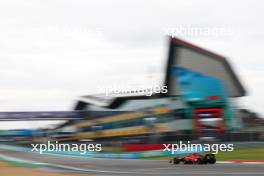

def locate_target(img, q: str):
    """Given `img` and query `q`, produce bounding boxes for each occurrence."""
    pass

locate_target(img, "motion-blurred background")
[0,0,263,176]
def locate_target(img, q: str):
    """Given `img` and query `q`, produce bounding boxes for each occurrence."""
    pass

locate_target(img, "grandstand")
[52,37,246,143]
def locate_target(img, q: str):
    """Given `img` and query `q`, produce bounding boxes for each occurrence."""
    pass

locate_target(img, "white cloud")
[0,0,263,129]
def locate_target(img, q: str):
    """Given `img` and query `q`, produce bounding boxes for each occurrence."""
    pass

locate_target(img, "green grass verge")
[217,147,264,161]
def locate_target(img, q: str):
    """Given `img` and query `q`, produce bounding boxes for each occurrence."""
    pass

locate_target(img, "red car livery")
[170,153,216,164]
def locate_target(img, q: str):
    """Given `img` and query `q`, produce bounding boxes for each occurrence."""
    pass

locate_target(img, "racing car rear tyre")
[206,154,216,164]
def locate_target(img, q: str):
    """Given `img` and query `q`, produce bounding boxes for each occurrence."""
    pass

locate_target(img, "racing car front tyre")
[170,157,181,164]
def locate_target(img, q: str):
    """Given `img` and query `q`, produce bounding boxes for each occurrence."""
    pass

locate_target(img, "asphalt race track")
[1,149,264,176]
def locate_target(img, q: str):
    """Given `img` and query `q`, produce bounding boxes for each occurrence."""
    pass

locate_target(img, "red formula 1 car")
[169,153,216,164]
